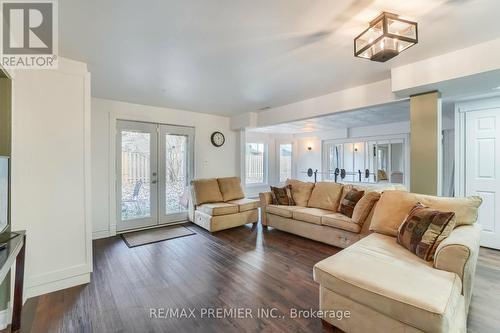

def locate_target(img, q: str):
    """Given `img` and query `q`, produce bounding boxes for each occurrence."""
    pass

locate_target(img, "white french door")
[116,120,194,232]
[464,107,500,249]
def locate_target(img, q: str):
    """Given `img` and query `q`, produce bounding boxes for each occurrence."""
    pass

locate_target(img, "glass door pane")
[165,134,188,215]
[159,125,194,223]
[116,120,158,231]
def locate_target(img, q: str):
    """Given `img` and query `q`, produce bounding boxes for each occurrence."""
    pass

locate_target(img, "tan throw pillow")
[307,182,343,211]
[352,192,381,225]
[285,179,315,207]
[191,179,223,205]
[217,177,245,202]
[270,185,295,206]
[397,203,456,261]
[339,189,365,218]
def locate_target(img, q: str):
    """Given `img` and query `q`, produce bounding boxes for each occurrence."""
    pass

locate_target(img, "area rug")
[121,225,195,248]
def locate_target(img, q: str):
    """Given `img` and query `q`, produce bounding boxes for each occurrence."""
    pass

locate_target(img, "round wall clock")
[211,131,225,147]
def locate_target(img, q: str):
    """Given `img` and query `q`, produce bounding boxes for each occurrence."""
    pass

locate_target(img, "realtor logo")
[0,0,57,69]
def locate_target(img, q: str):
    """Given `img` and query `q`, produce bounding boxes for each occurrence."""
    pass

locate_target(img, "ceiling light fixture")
[354,12,418,62]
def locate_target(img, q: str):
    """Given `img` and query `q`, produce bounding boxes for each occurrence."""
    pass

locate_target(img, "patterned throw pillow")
[270,185,295,206]
[397,203,456,261]
[339,189,365,218]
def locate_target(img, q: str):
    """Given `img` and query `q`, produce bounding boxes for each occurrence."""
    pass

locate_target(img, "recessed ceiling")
[59,0,500,116]
[252,100,409,134]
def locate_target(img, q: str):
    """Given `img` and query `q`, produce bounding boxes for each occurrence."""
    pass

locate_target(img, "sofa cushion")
[370,190,482,236]
[307,182,343,211]
[191,179,224,205]
[397,203,456,261]
[293,207,333,225]
[267,205,303,218]
[270,185,295,205]
[197,202,239,216]
[417,194,482,227]
[321,213,361,233]
[286,179,315,206]
[313,233,463,333]
[339,189,365,218]
[352,191,381,225]
[227,198,259,212]
[217,177,245,202]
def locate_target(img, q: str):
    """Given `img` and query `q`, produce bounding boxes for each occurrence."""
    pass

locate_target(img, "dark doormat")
[121,225,195,248]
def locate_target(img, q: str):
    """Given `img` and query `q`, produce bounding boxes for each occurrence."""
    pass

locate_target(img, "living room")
[0,1,500,332]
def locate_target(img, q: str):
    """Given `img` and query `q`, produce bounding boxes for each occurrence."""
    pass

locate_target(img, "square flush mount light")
[354,12,418,62]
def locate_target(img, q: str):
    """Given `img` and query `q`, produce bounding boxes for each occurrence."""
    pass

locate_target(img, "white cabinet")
[11,58,91,297]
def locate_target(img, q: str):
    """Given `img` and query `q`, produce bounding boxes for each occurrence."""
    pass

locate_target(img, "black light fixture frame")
[354,12,418,62]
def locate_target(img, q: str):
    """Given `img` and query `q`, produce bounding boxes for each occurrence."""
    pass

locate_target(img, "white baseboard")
[92,230,111,239]
[26,273,90,299]
[0,302,12,330]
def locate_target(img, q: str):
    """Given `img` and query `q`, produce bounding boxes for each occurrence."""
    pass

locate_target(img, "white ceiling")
[251,100,410,134]
[59,0,500,116]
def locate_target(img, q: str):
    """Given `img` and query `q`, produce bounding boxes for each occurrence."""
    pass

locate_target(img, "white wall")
[295,137,322,182]
[256,79,398,127]
[391,38,500,94]
[91,98,239,238]
[11,58,92,298]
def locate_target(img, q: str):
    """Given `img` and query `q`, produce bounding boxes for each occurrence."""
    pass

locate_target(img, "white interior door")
[158,125,194,224]
[465,108,500,249]
[116,120,158,231]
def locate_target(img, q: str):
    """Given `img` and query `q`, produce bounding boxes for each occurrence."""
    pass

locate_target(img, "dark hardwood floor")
[3,223,500,333]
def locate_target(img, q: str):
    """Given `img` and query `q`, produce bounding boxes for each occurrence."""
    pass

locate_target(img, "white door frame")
[455,96,500,196]
[116,120,159,231]
[456,96,500,249]
[158,124,195,224]
[109,112,196,236]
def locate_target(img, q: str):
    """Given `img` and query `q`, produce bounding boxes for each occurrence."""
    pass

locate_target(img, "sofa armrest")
[259,192,273,226]
[434,223,481,314]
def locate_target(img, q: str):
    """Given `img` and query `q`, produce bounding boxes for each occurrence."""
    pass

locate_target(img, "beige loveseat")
[259,179,406,248]
[313,190,482,333]
[189,177,259,232]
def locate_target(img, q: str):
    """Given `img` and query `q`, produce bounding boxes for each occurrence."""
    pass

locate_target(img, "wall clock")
[211,131,225,147]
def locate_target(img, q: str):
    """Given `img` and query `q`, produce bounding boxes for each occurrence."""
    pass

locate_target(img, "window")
[245,143,266,184]
[279,144,292,182]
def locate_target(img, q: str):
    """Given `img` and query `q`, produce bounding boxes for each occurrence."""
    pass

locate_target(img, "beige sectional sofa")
[314,190,482,333]
[189,177,259,232]
[259,179,406,248]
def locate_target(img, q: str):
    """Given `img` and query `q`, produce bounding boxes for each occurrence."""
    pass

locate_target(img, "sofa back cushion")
[191,178,224,205]
[397,203,456,261]
[307,182,343,211]
[217,177,245,202]
[370,190,482,236]
[286,179,315,206]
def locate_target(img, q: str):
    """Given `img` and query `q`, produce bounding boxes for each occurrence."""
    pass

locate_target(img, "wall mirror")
[322,136,408,185]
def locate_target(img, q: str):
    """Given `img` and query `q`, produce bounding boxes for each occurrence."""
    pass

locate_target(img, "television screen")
[0,156,8,234]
